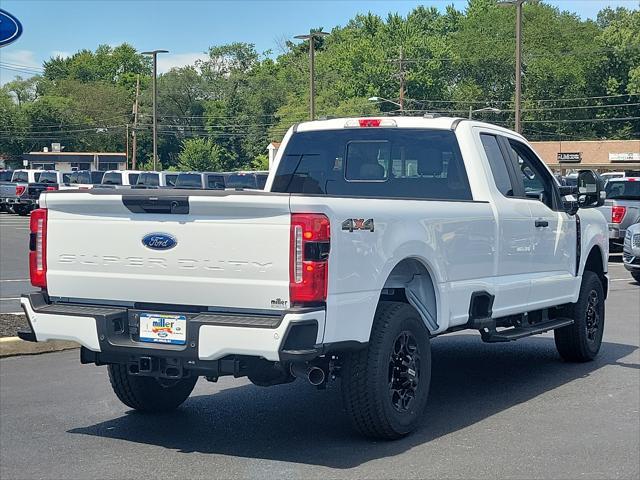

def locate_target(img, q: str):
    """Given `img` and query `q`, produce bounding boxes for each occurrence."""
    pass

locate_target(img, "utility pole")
[294,30,329,120]
[125,124,129,169]
[141,50,169,170]
[499,0,524,133]
[398,46,405,112]
[131,75,140,170]
[388,46,412,112]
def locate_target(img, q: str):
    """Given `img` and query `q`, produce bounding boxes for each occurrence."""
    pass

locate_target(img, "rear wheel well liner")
[380,257,438,332]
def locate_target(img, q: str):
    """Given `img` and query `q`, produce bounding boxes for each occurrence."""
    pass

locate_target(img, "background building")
[23,152,127,171]
[530,140,640,174]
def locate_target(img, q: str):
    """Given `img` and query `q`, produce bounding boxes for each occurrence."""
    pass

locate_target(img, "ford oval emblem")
[142,233,177,250]
[0,9,23,47]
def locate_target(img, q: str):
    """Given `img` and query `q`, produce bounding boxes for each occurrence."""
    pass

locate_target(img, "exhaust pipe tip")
[307,366,325,386]
[290,363,326,386]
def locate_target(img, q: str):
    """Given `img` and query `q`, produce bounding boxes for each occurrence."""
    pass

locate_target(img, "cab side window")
[480,134,514,196]
[507,140,555,209]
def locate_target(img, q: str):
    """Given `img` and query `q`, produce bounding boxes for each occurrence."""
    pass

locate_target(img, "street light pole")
[368,96,402,109]
[468,107,502,119]
[295,30,329,121]
[141,49,168,170]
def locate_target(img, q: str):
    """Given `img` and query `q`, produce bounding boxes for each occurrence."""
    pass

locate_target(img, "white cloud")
[50,50,72,59]
[0,49,43,84]
[1,49,40,69]
[156,52,209,74]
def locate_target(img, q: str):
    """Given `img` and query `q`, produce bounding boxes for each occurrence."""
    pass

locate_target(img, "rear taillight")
[46,186,57,191]
[29,208,48,288]
[15,185,26,196]
[290,213,330,305]
[612,205,626,224]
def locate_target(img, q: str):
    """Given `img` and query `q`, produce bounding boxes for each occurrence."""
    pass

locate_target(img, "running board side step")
[480,318,574,343]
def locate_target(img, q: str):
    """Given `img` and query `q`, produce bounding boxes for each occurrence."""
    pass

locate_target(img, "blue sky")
[1,0,638,84]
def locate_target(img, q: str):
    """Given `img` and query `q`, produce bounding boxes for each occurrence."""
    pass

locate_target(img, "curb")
[0,336,79,358]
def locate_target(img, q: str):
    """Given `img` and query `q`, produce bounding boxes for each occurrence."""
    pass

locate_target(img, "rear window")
[206,174,225,189]
[38,172,58,184]
[137,172,159,187]
[0,171,12,182]
[175,173,202,188]
[605,180,640,200]
[12,171,28,182]
[90,171,105,184]
[102,172,123,185]
[226,173,257,189]
[272,129,472,200]
[165,174,178,187]
[256,174,268,189]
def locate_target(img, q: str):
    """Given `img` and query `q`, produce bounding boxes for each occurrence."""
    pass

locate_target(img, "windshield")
[175,173,202,188]
[102,172,123,185]
[605,180,640,200]
[38,172,58,184]
[226,174,257,189]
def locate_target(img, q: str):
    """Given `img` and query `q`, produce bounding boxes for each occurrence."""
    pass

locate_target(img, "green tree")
[177,138,233,171]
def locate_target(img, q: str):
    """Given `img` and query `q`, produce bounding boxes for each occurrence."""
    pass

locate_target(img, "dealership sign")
[557,152,581,163]
[609,152,640,162]
[0,9,22,47]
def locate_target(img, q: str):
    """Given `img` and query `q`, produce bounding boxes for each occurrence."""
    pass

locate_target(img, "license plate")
[139,313,187,345]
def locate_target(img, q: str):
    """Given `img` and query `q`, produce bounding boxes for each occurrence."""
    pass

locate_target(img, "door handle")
[535,220,549,228]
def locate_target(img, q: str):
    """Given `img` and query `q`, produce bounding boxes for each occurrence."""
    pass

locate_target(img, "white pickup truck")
[20,117,608,439]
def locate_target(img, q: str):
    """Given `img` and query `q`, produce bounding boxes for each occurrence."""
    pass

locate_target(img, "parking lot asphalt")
[0,213,638,479]
[0,212,35,314]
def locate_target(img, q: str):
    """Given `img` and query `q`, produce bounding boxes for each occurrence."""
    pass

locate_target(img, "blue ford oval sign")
[0,9,23,48]
[142,233,177,251]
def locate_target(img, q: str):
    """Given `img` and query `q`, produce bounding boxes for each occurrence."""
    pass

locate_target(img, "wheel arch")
[380,256,440,333]
[582,245,608,299]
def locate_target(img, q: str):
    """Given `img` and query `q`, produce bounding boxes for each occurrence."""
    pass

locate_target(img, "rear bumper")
[608,225,623,241]
[20,292,326,362]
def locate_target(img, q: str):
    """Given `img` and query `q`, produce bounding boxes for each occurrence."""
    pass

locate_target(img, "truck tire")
[631,272,640,284]
[107,364,198,412]
[13,205,28,216]
[341,301,431,439]
[554,271,605,362]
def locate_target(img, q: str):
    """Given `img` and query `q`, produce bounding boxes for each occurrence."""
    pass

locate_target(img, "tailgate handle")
[122,196,189,214]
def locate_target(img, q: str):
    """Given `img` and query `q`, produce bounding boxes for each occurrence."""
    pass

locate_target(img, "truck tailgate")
[42,191,291,311]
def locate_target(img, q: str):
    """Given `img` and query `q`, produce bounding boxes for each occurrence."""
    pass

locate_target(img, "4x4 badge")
[342,218,374,233]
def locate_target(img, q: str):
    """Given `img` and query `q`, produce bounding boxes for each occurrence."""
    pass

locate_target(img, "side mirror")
[577,170,605,208]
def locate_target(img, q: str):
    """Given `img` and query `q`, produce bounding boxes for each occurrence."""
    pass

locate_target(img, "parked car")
[36,170,69,189]
[224,171,269,190]
[174,172,226,190]
[20,116,608,439]
[0,169,13,212]
[134,171,179,189]
[64,170,105,189]
[97,170,142,188]
[623,222,640,283]
[600,171,625,182]
[598,177,640,251]
[0,169,45,215]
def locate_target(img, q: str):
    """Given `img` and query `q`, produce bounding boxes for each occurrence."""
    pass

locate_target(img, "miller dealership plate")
[139,313,187,345]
